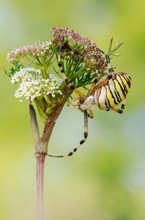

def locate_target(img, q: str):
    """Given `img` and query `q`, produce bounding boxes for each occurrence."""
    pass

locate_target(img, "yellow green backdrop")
[0,0,145,219]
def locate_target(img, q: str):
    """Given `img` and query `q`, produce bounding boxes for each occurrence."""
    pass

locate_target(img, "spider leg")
[105,54,114,73]
[87,69,99,96]
[87,56,112,97]
[88,109,94,118]
[121,99,126,111]
[46,110,88,158]
[93,54,114,90]
[109,99,126,114]
[94,74,113,90]
[58,51,86,100]
[110,107,123,114]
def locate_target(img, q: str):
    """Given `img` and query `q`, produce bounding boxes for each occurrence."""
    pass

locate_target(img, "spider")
[47,42,132,158]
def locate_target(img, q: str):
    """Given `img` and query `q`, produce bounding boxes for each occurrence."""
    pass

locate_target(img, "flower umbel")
[7,41,52,62]
[11,67,62,102]
[7,41,53,78]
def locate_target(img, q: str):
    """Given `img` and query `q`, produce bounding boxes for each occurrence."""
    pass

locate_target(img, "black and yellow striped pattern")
[94,72,131,113]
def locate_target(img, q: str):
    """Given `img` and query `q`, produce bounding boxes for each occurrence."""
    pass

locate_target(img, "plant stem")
[36,153,45,220]
[29,103,65,220]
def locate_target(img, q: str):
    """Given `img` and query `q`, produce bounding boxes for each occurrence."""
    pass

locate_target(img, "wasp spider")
[47,47,131,158]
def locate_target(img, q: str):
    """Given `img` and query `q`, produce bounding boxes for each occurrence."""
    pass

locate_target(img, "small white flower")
[11,67,62,102]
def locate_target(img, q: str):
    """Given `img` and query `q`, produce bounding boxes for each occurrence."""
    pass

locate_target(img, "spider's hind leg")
[121,99,126,111]
[46,110,89,158]
[88,109,94,119]
[110,99,126,114]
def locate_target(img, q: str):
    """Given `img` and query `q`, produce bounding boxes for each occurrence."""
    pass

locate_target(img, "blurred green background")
[0,0,145,219]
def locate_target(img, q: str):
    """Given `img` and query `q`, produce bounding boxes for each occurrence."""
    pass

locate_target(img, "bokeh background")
[0,0,145,219]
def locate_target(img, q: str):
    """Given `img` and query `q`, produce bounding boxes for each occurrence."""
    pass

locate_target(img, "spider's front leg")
[57,50,86,100]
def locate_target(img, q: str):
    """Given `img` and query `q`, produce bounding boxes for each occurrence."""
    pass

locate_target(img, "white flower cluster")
[11,67,62,102]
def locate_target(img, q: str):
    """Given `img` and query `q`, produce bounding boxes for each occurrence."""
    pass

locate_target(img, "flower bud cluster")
[51,27,106,71]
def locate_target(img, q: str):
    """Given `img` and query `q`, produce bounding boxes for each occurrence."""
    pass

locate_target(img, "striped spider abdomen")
[94,72,131,111]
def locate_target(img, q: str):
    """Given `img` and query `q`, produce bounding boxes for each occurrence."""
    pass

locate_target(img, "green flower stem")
[29,104,44,220]
[29,104,40,149]
[29,102,66,220]
[41,104,64,144]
